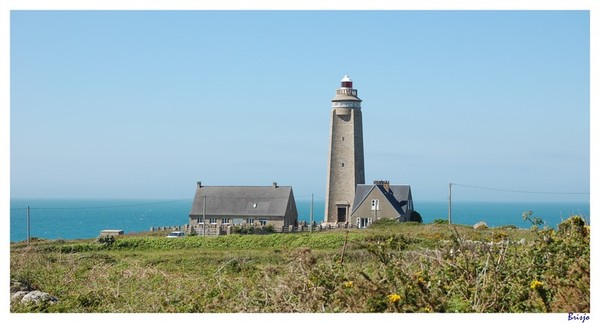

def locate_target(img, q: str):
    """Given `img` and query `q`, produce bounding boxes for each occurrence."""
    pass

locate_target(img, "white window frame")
[371,199,380,211]
[358,217,371,228]
[222,218,229,224]
[259,219,267,226]
[246,218,255,225]
[209,218,218,224]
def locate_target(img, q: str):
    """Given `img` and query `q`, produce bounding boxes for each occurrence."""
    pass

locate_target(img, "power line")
[452,183,589,195]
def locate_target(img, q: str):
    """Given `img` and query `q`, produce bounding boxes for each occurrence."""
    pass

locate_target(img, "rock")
[20,290,59,305]
[11,291,29,303]
[10,280,32,293]
[473,221,488,230]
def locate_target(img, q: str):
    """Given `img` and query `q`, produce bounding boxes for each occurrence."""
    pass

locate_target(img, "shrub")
[409,211,423,223]
[262,225,275,233]
[492,229,509,242]
[369,218,398,229]
[433,219,449,224]
[97,235,115,247]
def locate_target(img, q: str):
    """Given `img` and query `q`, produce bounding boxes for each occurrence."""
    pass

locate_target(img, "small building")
[99,229,124,237]
[189,181,298,230]
[350,180,414,228]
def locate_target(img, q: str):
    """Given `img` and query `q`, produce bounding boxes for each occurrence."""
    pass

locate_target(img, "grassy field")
[9,216,589,313]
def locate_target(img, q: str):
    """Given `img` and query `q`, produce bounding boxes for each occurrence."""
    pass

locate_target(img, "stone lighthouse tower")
[324,75,365,223]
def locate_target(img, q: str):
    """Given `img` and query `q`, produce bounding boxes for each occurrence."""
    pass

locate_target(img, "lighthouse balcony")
[336,88,358,96]
[333,101,361,109]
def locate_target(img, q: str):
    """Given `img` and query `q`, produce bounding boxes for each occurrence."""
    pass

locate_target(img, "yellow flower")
[387,293,401,303]
[530,279,543,290]
[342,281,354,288]
[417,276,426,284]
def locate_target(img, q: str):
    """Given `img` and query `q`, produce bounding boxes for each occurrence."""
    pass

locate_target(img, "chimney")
[383,180,390,192]
[373,180,390,192]
[197,181,202,189]
[273,182,278,188]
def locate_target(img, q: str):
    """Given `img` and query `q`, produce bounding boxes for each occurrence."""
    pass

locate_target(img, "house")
[350,180,414,228]
[189,181,298,231]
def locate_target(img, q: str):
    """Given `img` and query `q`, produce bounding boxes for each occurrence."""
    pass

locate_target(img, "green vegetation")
[10,214,589,313]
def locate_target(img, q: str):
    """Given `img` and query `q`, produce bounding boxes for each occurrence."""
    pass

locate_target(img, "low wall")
[150,223,358,236]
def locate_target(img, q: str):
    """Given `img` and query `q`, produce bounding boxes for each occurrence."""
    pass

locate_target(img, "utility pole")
[310,193,314,233]
[448,183,452,224]
[202,195,206,236]
[27,206,31,245]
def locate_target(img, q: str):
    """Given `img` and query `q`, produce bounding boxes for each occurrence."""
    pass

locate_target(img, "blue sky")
[8,10,591,202]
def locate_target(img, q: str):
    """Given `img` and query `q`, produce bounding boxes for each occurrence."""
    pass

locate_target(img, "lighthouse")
[324,75,365,223]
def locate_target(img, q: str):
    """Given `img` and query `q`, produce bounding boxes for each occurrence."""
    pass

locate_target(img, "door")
[337,207,347,223]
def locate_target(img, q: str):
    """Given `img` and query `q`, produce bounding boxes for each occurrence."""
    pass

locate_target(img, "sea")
[9,198,591,243]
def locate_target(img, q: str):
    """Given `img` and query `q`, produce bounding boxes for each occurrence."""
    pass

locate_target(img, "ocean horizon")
[9,198,590,243]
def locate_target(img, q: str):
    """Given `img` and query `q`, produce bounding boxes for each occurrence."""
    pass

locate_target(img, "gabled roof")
[189,185,294,218]
[351,183,412,217]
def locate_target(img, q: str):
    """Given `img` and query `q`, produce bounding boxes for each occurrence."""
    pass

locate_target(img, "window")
[357,218,371,228]
[371,199,380,211]
[222,218,229,224]
[246,218,255,225]
[358,218,370,228]
[259,219,267,226]
[341,162,345,167]
[209,218,217,224]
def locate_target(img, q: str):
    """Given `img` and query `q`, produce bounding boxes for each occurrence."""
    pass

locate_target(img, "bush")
[369,218,399,229]
[492,229,509,242]
[262,225,275,233]
[433,219,449,224]
[409,211,423,223]
[97,235,115,247]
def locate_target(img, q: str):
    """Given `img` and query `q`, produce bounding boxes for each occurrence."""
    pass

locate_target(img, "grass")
[10,218,589,313]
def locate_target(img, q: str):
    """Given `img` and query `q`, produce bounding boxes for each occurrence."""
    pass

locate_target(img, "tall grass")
[10,217,589,313]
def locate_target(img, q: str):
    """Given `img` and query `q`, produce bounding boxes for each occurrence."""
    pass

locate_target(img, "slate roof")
[189,185,295,218]
[351,183,412,218]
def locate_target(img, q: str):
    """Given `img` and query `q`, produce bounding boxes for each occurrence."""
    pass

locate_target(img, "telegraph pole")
[310,193,314,233]
[202,195,206,236]
[27,206,31,245]
[448,183,452,224]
